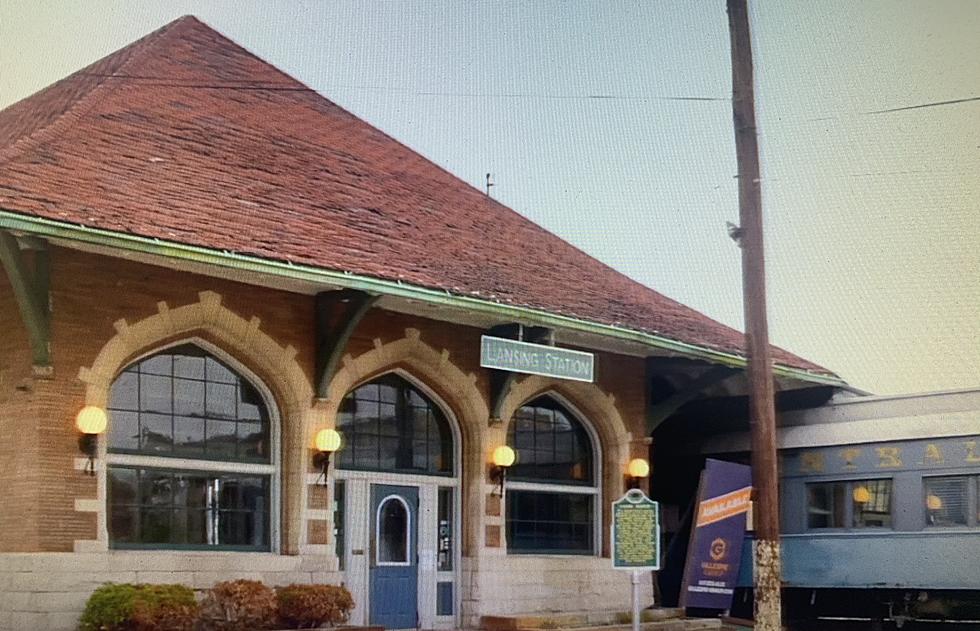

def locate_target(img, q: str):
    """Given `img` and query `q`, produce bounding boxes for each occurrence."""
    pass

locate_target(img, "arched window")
[505,396,597,554]
[105,343,274,550]
[376,496,411,565]
[337,374,453,476]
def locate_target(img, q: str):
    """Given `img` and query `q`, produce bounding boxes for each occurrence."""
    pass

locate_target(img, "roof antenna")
[485,173,494,197]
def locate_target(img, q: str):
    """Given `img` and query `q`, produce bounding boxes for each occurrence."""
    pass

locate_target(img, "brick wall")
[1,246,648,551]
[0,269,41,552]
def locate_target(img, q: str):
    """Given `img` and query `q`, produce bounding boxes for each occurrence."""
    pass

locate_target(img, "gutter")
[0,209,846,388]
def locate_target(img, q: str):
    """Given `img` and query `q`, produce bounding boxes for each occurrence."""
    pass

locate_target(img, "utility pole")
[726,1,783,629]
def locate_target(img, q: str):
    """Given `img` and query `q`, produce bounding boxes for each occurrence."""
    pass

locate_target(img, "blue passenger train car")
[690,389,980,626]
[739,434,980,625]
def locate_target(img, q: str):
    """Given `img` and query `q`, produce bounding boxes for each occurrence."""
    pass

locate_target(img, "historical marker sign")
[612,489,661,570]
[480,335,594,382]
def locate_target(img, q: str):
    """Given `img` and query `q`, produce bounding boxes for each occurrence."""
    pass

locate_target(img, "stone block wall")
[0,552,340,631]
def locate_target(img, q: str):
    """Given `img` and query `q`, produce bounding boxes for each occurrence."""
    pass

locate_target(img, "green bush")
[79,583,199,631]
[197,579,277,631]
[275,584,354,629]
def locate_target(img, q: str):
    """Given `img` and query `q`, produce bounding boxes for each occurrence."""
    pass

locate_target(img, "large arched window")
[505,396,597,554]
[337,374,453,475]
[105,343,274,550]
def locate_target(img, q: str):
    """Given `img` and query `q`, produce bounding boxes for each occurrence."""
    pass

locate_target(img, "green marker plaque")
[612,489,661,570]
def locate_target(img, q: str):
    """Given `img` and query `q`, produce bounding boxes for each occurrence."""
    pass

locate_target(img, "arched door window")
[337,374,453,475]
[376,496,411,565]
[105,343,274,550]
[505,396,597,555]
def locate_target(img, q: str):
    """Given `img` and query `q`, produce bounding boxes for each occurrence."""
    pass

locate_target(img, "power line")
[74,73,728,102]
[865,95,980,114]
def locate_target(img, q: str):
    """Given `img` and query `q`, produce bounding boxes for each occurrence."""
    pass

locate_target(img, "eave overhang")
[0,208,847,389]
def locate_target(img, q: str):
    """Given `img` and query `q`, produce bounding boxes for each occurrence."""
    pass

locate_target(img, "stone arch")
[75,290,315,554]
[494,374,633,557]
[322,328,489,555]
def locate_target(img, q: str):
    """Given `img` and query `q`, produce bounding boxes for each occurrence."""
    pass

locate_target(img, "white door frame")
[336,469,461,629]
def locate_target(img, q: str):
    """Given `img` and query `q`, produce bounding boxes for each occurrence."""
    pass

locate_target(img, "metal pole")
[726,1,783,629]
[631,570,641,631]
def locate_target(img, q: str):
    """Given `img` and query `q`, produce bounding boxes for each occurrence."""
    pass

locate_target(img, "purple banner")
[680,459,752,610]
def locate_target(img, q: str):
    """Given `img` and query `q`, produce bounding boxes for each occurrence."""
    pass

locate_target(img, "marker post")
[612,489,661,631]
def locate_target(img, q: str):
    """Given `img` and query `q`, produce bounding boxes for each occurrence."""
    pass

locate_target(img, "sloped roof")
[0,16,832,375]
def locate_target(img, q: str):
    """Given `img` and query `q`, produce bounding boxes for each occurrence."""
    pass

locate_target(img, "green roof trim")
[0,209,846,387]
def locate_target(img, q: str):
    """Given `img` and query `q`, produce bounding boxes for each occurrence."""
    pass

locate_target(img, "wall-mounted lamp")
[313,428,342,486]
[626,458,650,490]
[926,493,943,511]
[489,445,516,495]
[852,485,871,504]
[76,406,108,476]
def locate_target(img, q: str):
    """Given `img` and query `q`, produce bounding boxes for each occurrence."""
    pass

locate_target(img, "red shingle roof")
[0,16,831,375]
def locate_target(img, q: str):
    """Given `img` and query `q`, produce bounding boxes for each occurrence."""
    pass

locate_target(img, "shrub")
[79,583,199,631]
[275,584,354,629]
[197,579,277,631]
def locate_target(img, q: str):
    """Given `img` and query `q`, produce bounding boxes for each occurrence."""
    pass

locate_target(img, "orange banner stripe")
[695,486,752,528]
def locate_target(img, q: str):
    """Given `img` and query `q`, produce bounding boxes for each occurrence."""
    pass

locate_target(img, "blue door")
[370,484,418,629]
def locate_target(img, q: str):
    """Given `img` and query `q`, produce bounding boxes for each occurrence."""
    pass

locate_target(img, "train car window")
[851,479,893,528]
[806,482,846,528]
[807,479,894,529]
[924,476,969,527]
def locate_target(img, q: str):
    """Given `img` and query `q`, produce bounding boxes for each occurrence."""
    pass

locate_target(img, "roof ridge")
[0,17,187,166]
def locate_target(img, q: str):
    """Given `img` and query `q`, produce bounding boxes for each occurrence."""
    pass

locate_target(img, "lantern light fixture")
[926,493,943,511]
[312,428,342,486]
[490,445,516,495]
[76,406,108,476]
[626,457,650,489]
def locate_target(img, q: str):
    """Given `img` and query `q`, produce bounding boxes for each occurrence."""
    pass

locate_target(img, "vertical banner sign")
[680,459,752,610]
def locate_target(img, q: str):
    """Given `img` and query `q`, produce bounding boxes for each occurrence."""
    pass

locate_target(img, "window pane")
[174,379,205,416]
[506,490,593,554]
[140,354,172,376]
[140,375,173,413]
[206,383,237,419]
[238,383,266,421]
[438,487,453,571]
[108,467,138,505]
[108,411,140,451]
[206,420,237,459]
[925,476,968,527]
[110,505,137,543]
[110,372,139,410]
[378,498,409,563]
[852,479,893,528]
[237,422,266,460]
[508,397,593,484]
[806,482,846,528]
[173,416,205,457]
[107,467,269,550]
[107,345,272,463]
[173,353,205,380]
[337,374,452,475]
[140,508,172,543]
[140,413,173,453]
[206,356,237,384]
[334,481,346,571]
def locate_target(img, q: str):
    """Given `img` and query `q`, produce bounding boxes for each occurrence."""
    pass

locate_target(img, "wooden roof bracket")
[487,323,554,425]
[0,230,50,372]
[645,363,738,435]
[315,289,379,399]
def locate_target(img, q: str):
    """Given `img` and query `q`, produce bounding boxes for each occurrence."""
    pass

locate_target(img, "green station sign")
[612,489,661,570]
[480,335,595,382]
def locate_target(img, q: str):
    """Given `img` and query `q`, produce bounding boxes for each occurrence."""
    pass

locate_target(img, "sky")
[1,1,978,395]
